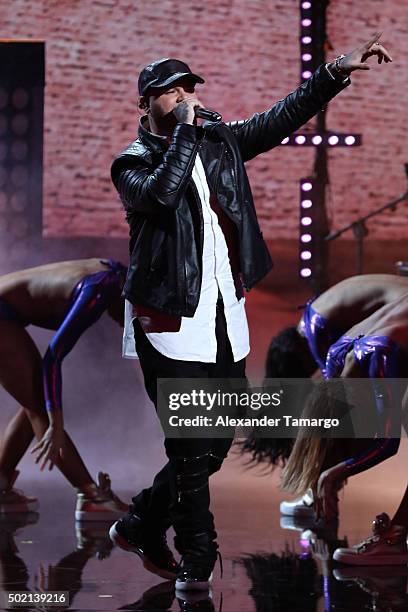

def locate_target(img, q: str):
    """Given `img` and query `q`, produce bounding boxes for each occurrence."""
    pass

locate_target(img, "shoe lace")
[372,513,391,535]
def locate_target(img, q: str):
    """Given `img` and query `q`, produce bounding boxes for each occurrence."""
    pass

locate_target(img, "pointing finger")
[364,31,382,48]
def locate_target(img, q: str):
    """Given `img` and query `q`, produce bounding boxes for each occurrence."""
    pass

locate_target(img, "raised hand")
[339,32,393,74]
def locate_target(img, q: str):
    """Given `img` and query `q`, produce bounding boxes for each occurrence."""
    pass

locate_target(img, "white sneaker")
[280,489,315,518]
[75,472,128,522]
[0,471,38,514]
[333,513,408,566]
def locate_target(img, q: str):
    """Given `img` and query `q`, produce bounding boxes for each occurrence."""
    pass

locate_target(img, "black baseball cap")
[138,58,205,96]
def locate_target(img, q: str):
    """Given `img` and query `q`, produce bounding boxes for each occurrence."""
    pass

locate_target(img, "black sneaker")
[175,533,220,591]
[109,513,179,580]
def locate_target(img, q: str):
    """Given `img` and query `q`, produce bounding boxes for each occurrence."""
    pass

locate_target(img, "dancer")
[109,34,392,589]
[0,258,128,520]
[243,274,408,518]
[267,274,408,380]
[282,293,408,565]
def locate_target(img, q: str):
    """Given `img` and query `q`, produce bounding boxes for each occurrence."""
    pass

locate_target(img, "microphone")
[195,107,222,122]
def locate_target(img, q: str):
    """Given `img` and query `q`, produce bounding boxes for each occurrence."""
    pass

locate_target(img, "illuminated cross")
[280,0,362,293]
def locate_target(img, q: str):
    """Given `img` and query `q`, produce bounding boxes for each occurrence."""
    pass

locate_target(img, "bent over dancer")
[249,274,408,518]
[0,258,128,520]
[282,294,408,565]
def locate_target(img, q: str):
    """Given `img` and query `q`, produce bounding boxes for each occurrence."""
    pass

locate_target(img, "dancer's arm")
[42,284,111,413]
[31,282,113,469]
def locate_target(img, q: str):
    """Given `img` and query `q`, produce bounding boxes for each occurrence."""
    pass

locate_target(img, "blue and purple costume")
[0,259,126,413]
[299,300,342,376]
[42,259,126,412]
[325,334,406,475]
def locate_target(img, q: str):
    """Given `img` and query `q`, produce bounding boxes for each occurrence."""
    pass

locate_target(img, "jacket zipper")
[181,139,204,311]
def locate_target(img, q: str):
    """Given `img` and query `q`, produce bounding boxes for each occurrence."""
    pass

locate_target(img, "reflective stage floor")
[1,445,407,612]
[0,287,407,610]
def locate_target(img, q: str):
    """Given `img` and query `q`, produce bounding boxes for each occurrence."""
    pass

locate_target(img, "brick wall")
[2,0,407,240]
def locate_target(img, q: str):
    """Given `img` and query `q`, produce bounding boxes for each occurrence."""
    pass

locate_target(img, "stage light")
[300,268,312,277]
[302,1,311,8]
[302,53,312,61]
[302,36,312,44]
[11,114,28,135]
[302,19,312,26]
[301,182,313,191]
[11,140,28,161]
[11,217,29,238]
[295,135,306,144]
[300,250,312,260]
[11,88,29,109]
[345,135,356,145]
[301,234,312,243]
[301,216,312,226]
[328,135,339,145]
[281,137,289,144]
[0,41,45,251]
[10,191,27,212]
[302,70,312,79]
[301,199,312,208]
[312,135,322,145]
[11,165,28,187]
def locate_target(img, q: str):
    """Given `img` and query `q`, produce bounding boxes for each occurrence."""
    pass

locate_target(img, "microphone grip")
[195,107,222,122]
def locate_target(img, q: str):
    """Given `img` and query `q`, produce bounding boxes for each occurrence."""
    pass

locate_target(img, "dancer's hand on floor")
[31,425,64,471]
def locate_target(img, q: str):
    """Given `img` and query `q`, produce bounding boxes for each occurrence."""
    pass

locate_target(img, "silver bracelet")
[334,54,348,77]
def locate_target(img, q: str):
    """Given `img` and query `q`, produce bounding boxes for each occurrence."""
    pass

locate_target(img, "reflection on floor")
[0,287,406,610]
[0,476,407,612]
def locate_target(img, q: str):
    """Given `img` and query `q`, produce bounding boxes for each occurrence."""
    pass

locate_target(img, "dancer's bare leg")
[0,409,34,481]
[0,321,94,490]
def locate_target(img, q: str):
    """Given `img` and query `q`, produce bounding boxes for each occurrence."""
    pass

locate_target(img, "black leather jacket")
[111,65,349,317]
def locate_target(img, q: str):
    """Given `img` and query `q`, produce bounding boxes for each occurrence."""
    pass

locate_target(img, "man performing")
[109,34,391,590]
[0,258,128,520]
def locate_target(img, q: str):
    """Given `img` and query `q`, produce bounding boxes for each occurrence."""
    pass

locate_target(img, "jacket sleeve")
[226,64,350,162]
[111,123,200,215]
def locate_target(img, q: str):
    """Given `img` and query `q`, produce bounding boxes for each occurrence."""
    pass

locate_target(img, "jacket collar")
[138,116,169,153]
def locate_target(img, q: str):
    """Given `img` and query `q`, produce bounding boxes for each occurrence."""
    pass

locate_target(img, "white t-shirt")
[122,153,250,363]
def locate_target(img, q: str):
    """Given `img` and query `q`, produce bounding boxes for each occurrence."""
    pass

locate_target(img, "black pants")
[130,298,246,543]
